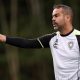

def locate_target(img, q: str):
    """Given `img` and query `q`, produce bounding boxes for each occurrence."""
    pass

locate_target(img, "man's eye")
[55,15,58,17]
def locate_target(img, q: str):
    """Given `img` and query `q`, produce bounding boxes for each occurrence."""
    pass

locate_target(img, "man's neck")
[60,26,73,36]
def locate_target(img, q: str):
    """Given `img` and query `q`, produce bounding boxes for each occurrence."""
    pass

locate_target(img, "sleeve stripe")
[37,38,44,48]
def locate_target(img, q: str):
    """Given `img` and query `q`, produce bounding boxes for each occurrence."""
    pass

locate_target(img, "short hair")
[53,4,73,22]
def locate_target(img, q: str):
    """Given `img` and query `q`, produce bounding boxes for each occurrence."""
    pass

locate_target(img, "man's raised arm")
[0,34,55,48]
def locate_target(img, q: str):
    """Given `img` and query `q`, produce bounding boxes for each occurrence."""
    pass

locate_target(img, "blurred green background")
[0,0,80,80]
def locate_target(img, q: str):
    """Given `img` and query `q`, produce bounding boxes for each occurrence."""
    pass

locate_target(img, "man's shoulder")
[73,29,80,35]
[40,32,56,38]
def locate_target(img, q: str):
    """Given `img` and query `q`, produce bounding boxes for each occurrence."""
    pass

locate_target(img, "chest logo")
[68,41,74,49]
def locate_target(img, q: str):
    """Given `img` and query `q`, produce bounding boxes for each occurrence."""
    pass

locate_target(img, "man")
[0,4,80,80]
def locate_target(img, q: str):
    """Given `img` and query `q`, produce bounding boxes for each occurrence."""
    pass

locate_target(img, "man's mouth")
[52,20,56,25]
[53,22,57,27]
[52,22,58,30]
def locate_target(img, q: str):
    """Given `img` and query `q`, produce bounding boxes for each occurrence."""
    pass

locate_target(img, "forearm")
[6,37,42,48]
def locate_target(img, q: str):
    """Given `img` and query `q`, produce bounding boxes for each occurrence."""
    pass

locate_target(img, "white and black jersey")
[6,29,80,80]
[49,29,80,80]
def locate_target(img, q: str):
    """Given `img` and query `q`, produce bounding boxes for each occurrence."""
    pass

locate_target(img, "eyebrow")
[52,13,58,17]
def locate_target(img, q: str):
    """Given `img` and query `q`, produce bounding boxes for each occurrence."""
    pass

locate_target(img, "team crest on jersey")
[68,41,73,49]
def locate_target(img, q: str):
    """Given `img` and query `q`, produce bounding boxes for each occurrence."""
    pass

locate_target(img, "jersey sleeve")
[6,33,55,48]
[76,35,80,49]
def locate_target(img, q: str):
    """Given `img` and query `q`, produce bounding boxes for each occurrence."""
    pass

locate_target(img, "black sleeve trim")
[76,35,80,49]
[38,33,55,48]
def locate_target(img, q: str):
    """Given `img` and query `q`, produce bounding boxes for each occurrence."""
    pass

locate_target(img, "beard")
[53,26,58,30]
[52,21,63,32]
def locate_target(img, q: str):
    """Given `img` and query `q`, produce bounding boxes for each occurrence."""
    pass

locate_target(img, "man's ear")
[66,15,71,21]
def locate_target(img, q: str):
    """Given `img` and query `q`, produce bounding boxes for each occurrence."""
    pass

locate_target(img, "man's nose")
[52,17,55,21]
[52,18,55,22]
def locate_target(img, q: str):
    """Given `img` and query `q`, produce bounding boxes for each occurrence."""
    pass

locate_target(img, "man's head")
[52,4,73,31]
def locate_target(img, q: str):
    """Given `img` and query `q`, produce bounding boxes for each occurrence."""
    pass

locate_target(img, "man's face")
[52,8,67,30]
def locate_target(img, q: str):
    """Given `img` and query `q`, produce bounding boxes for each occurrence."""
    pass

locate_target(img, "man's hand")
[0,34,6,42]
